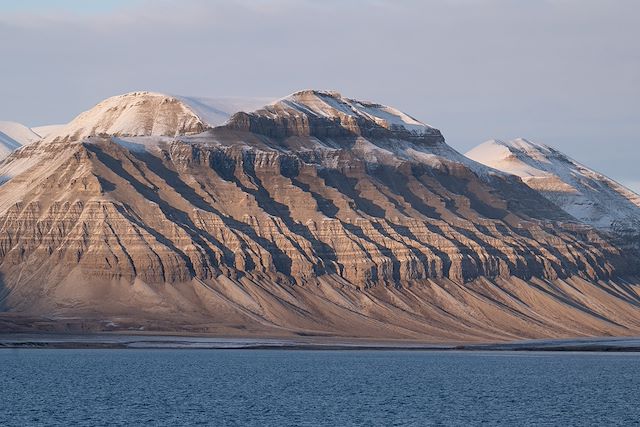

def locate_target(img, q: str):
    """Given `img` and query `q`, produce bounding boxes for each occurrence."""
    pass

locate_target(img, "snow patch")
[175,95,274,127]
[111,136,172,153]
[32,124,65,138]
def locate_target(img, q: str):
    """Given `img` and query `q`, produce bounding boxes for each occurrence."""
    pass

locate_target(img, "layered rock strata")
[0,90,638,340]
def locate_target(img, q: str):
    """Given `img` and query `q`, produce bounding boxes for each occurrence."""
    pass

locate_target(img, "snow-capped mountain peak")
[466,138,640,229]
[0,121,42,159]
[44,91,273,142]
[272,89,434,136]
[0,121,41,146]
[44,92,207,141]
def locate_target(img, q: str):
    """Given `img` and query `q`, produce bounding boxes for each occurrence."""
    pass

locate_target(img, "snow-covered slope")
[32,124,65,138]
[0,121,41,145]
[175,95,272,126]
[466,138,640,229]
[0,121,42,159]
[44,92,207,141]
[44,92,274,142]
[0,132,22,159]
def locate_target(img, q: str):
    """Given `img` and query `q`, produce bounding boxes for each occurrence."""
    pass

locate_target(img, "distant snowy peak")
[44,91,273,142]
[0,121,41,145]
[466,138,559,178]
[0,121,42,159]
[466,138,640,229]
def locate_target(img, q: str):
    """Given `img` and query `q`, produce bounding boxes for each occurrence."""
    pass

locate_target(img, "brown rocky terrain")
[0,90,638,342]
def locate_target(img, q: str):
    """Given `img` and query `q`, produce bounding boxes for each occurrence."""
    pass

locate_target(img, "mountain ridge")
[43,91,273,142]
[0,90,638,341]
[466,138,640,229]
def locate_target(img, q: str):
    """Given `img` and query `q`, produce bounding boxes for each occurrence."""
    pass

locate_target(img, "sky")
[0,0,638,191]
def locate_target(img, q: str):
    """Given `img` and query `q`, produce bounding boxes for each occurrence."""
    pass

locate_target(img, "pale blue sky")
[0,0,638,191]
[0,0,141,13]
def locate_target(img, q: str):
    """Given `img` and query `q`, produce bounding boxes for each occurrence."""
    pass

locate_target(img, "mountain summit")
[466,138,640,229]
[227,90,441,140]
[0,91,638,340]
[44,91,271,142]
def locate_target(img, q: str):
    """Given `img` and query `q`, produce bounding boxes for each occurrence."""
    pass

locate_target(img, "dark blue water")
[1,350,639,426]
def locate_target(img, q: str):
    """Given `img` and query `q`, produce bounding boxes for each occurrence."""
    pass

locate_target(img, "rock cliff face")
[0,90,638,341]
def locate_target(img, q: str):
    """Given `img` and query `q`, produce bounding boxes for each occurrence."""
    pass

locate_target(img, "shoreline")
[1,332,640,352]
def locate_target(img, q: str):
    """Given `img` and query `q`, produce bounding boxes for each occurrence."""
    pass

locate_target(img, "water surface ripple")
[1,350,639,426]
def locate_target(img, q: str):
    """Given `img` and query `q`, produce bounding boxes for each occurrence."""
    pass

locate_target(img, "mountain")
[44,91,272,141]
[0,121,41,146]
[466,138,640,229]
[0,121,42,159]
[0,91,639,341]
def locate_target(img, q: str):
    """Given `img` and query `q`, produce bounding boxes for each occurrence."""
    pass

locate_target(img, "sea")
[1,349,639,426]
